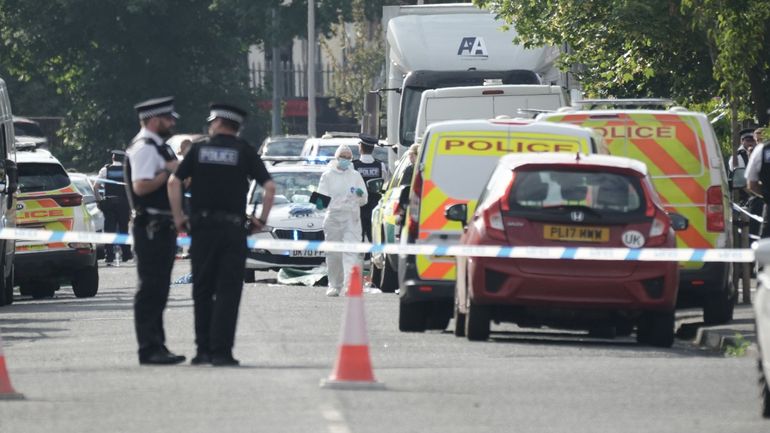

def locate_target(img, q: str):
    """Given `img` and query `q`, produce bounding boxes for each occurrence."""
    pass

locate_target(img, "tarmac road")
[0,260,766,433]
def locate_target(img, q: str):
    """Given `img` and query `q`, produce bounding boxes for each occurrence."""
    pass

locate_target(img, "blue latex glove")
[315,197,324,210]
[355,188,364,197]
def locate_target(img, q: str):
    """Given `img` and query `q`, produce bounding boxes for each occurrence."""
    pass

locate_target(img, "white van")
[412,84,567,143]
[0,78,18,306]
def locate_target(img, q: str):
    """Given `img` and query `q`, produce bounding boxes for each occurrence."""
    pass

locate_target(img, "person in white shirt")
[316,144,368,296]
[729,129,757,172]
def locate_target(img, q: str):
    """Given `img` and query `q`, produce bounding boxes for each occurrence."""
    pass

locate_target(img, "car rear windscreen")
[264,139,305,157]
[509,169,645,215]
[18,163,71,193]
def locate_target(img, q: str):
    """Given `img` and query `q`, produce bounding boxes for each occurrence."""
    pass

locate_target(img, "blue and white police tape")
[732,202,763,223]
[0,227,756,263]
[88,176,126,186]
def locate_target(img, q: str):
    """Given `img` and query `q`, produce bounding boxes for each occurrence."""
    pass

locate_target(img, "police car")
[15,146,99,299]
[244,163,327,279]
[300,132,390,164]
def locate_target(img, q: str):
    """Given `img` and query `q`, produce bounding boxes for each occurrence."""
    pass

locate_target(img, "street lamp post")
[307,0,317,137]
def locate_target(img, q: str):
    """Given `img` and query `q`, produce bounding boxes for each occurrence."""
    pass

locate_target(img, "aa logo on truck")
[457,37,488,58]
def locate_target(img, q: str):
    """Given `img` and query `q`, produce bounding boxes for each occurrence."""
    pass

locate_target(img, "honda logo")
[570,211,584,222]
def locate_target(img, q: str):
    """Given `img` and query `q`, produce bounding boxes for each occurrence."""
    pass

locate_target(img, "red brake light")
[407,170,423,240]
[53,193,83,207]
[706,186,724,232]
[482,90,504,95]
[646,210,670,247]
[499,172,516,212]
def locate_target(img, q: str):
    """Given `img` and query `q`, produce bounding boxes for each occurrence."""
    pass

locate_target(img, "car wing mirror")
[669,213,689,231]
[731,167,747,189]
[366,178,384,194]
[444,203,468,227]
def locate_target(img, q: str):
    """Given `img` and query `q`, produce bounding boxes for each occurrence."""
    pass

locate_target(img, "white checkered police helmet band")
[138,106,178,120]
[207,109,244,124]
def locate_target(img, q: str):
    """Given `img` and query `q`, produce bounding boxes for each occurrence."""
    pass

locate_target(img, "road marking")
[320,405,351,433]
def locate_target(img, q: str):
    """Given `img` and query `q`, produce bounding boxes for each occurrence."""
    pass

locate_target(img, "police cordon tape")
[0,227,757,263]
[732,202,763,223]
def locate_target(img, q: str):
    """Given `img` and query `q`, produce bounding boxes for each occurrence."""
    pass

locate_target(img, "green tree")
[324,0,385,121]
[0,0,268,170]
[474,0,770,126]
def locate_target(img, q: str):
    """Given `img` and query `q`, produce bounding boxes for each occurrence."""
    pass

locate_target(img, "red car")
[447,153,688,347]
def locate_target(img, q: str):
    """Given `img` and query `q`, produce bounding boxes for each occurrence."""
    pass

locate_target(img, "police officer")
[746,127,770,238]
[729,128,757,172]
[125,97,186,365]
[95,150,133,265]
[352,134,388,243]
[168,103,275,366]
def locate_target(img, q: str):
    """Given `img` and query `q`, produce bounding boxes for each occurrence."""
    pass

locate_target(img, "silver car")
[245,163,327,279]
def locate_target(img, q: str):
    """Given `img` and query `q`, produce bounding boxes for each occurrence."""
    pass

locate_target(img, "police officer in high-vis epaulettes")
[352,133,389,244]
[168,103,275,366]
[94,150,133,265]
[125,97,186,365]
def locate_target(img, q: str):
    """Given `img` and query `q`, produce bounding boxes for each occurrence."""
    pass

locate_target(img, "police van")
[398,118,607,332]
[539,102,735,324]
[412,84,568,142]
[0,78,17,306]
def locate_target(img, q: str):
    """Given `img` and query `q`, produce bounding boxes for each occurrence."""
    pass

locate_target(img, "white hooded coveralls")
[317,165,368,291]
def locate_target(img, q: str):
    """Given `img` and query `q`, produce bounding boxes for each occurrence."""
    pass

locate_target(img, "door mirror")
[731,167,747,189]
[5,159,17,195]
[445,203,468,226]
[362,92,380,139]
[366,178,384,194]
[669,213,689,231]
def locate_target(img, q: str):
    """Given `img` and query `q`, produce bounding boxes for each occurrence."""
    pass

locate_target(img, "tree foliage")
[324,0,385,121]
[474,0,770,125]
[0,0,268,170]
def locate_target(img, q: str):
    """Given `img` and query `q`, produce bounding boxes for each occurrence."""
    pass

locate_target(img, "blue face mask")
[337,159,351,170]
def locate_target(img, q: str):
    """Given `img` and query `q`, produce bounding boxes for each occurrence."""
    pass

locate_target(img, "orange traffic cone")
[321,265,385,390]
[0,330,24,400]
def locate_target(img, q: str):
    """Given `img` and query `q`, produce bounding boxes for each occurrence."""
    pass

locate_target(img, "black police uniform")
[757,144,770,238]
[353,150,384,242]
[100,155,132,262]
[174,129,270,363]
[125,97,184,365]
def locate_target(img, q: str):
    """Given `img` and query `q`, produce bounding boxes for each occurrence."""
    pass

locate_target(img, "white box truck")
[366,3,567,166]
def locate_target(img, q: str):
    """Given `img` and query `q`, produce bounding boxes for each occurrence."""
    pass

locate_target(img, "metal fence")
[249,62,337,98]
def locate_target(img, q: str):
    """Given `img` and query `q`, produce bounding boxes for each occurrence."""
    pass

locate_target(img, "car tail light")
[482,203,506,241]
[499,172,516,212]
[706,186,724,232]
[647,211,670,246]
[53,193,83,207]
[407,170,423,241]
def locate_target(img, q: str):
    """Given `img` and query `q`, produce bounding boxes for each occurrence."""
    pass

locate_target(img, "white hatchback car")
[754,240,770,417]
[301,133,390,165]
[245,163,327,280]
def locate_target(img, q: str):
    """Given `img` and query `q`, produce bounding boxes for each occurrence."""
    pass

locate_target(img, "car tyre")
[453,303,466,337]
[72,265,99,298]
[244,269,256,283]
[4,262,14,306]
[426,302,452,330]
[465,301,490,341]
[636,310,674,348]
[398,300,426,332]
[703,289,735,325]
[379,256,398,293]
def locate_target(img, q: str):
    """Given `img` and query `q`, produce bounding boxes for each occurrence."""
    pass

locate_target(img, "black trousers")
[360,207,373,242]
[133,219,177,359]
[103,199,132,261]
[191,224,247,357]
[762,202,770,239]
